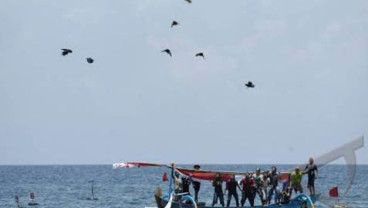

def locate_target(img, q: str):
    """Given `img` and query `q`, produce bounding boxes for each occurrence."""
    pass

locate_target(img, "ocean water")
[0,165,367,208]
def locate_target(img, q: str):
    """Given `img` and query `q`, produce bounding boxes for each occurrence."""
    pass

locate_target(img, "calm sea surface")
[0,165,367,208]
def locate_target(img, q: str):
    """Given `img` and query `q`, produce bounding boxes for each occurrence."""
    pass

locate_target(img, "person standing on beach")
[304,157,318,195]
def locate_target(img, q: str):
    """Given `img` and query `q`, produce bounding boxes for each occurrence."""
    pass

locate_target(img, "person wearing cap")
[290,166,303,195]
[304,157,318,195]
[192,164,201,202]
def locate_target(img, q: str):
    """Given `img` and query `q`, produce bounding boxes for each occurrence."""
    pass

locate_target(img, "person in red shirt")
[239,173,255,207]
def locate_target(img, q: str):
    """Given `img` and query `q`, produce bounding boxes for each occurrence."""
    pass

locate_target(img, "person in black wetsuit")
[192,164,201,202]
[304,157,318,195]
[280,183,291,205]
[181,176,191,195]
[225,174,241,207]
[268,166,279,205]
[212,172,225,207]
[239,173,255,207]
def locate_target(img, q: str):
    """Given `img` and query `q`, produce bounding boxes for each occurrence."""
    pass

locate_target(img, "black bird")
[195,52,205,59]
[61,48,72,56]
[245,81,255,88]
[161,49,172,57]
[86,57,94,64]
[171,21,179,28]
[185,0,192,3]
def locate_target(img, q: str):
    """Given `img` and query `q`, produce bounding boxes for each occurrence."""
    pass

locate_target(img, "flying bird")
[185,0,192,3]
[171,21,179,28]
[61,48,72,56]
[86,57,94,64]
[245,81,255,88]
[161,49,172,57]
[195,52,205,59]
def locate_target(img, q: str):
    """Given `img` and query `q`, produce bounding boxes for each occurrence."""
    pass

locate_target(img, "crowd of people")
[173,157,318,207]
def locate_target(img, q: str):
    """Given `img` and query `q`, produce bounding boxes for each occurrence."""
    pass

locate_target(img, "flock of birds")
[59,0,254,89]
[61,48,94,64]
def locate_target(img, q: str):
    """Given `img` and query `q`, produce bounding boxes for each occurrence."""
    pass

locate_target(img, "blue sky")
[0,0,367,165]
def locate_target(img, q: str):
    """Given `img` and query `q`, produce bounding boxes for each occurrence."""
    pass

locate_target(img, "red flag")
[329,187,339,197]
[278,173,290,183]
[162,172,168,182]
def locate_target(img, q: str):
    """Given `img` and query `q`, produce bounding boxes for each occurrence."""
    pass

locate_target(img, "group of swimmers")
[173,157,318,207]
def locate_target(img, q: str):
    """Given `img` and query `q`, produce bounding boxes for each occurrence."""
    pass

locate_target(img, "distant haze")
[0,0,367,165]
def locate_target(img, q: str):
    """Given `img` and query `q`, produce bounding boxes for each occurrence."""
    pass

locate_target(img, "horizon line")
[1,162,367,166]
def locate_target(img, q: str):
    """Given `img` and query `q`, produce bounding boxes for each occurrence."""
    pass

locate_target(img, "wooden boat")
[114,162,318,208]
[27,192,39,206]
[154,192,317,208]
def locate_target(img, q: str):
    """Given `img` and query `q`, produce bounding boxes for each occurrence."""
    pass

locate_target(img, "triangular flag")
[329,186,339,197]
[162,172,168,182]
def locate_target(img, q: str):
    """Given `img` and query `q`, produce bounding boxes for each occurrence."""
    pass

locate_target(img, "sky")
[0,0,367,165]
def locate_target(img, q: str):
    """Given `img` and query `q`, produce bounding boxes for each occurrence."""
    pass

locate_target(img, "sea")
[0,165,367,208]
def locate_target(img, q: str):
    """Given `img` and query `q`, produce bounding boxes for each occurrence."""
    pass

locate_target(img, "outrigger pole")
[163,163,176,208]
[168,163,174,195]
[113,161,291,180]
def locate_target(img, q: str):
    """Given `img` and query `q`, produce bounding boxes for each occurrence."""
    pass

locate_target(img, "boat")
[155,193,315,208]
[153,183,318,208]
[113,162,318,208]
[113,137,365,208]
[27,192,39,206]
